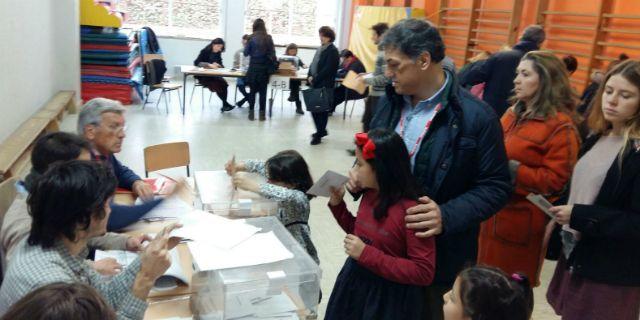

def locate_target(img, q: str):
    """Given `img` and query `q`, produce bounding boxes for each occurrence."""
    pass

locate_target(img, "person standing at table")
[309,26,340,145]
[477,51,580,286]
[233,34,251,108]
[244,18,276,121]
[285,43,307,115]
[194,38,235,112]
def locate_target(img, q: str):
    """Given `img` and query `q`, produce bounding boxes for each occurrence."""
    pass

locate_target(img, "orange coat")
[478,108,580,286]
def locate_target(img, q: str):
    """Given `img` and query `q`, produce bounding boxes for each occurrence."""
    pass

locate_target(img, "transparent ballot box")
[190,216,321,319]
[195,170,278,218]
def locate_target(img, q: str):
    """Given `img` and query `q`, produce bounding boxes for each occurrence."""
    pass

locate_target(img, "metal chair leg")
[164,90,170,114]
[142,89,150,109]
[350,99,357,118]
[177,90,183,115]
[155,90,164,110]
[209,91,213,103]
[190,83,197,104]
[201,86,205,111]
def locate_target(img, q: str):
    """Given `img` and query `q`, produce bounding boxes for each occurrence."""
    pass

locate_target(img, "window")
[244,0,339,46]
[117,0,222,38]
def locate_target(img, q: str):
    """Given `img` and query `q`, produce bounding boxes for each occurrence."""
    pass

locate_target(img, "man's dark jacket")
[370,69,512,286]
[459,40,539,116]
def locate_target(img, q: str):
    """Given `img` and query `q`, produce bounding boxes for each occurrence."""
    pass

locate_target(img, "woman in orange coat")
[477,51,581,286]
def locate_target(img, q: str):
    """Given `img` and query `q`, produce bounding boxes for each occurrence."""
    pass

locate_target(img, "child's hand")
[232,172,260,192]
[344,234,365,260]
[329,186,345,206]
[346,168,362,194]
[225,158,245,176]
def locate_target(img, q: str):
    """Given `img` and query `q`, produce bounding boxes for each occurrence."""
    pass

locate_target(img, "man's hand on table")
[133,180,154,202]
[133,223,182,300]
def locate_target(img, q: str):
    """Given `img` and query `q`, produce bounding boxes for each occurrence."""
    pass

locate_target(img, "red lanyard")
[398,103,442,157]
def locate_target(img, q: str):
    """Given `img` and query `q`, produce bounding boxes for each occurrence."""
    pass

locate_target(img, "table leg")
[268,87,275,118]
[182,74,187,116]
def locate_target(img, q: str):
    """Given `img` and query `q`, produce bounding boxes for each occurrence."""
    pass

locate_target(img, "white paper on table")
[139,196,193,220]
[171,210,261,249]
[307,170,349,197]
[188,231,293,271]
[95,249,188,290]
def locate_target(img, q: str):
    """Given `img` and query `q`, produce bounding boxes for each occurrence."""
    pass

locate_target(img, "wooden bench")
[0,91,76,182]
[31,91,77,131]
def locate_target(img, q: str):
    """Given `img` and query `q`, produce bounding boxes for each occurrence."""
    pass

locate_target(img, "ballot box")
[190,216,322,319]
[195,170,278,218]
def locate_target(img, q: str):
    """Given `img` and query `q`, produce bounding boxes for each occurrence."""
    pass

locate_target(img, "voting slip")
[342,70,368,95]
[307,170,349,197]
[526,193,555,218]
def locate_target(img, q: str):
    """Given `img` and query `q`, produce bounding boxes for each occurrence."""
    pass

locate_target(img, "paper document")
[342,70,368,95]
[526,193,555,218]
[307,170,349,197]
[172,210,261,249]
[139,196,193,220]
[95,249,188,290]
[226,290,298,319]
[188,231,294,271]
[195,171,233,204]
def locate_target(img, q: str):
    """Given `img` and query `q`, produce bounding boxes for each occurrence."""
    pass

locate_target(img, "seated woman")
[194,38,234,112]
[332,49,368,112]
[0,160,181,319]
[284,43,307,115]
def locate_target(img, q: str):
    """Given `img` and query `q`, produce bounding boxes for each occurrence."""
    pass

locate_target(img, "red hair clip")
[354,133,376,160]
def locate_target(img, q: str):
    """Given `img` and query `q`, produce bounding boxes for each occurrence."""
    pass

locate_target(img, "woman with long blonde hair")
[546,59,640,320]
[477,51,581,286]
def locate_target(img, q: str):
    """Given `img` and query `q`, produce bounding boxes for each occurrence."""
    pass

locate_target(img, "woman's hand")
[232,172,260,193]
[329,186,345,206]
[550,205,574,225]
[209,63,221,69]
[308,76,313,85]
[344,234,365,260]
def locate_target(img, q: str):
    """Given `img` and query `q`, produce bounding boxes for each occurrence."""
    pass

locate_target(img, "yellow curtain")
[348,6,424,72]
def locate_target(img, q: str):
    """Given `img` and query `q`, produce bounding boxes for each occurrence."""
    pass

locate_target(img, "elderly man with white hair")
[78,98,154,201]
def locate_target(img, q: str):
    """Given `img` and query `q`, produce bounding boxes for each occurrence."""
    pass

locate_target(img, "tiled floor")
[60,81,560,319]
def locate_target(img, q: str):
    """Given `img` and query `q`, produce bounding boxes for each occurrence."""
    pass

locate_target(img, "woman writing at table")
[194,37,235,112]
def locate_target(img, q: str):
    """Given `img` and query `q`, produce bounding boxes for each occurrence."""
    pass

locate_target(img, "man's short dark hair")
[31,132,90,174]
[28,160,117,248]
[371,22,389,37]
[318,26,336,42]
[379,19,445,63]
[521,25,545,45]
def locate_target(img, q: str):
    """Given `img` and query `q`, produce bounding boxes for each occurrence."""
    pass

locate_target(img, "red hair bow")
[355,133,376,160]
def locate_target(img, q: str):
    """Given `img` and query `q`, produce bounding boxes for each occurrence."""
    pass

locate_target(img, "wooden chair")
[142,60,183,114]
[143,142,191,177]
[0,177,18,278]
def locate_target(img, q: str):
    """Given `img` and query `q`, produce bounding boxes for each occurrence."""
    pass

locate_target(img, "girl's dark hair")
[358,128,421,220]
[340,49,354,58]
[250,18,272,52]
[1,282,116,320]
[318,26,336,42]
[209,37,225,52]
[265,150,314,199]
[285,43,298,56]
[242,34,250,41]
[371,22,389,37]
[458,266,534,320]
[28,160,117,248]
[252,18,267,33]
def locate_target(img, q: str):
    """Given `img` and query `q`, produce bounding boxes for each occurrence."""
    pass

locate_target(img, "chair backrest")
[143,142,190,176]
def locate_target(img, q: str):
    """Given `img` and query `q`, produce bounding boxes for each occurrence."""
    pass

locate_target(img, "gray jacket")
[364,50,388,97]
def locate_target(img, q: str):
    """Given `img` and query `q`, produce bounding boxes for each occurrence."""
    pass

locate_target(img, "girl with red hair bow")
[325,128,436,320]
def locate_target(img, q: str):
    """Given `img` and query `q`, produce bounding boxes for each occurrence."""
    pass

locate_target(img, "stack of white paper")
[188,231,294,271]
[172,210,261,249]
[195,171,233,205]
[95,249,188,290]
[139,196,194,220]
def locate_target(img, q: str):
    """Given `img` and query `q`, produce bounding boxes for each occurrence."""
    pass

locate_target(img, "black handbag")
[302,87,334,113]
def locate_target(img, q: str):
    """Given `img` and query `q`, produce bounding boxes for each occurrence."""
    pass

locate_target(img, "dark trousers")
[362,95,380,132]
[290,79,302,109]
[332,85,367,111]
[236,78,249,106]
[248,83,268,113]
[311,111,329,135]
[424,285,450,320]
[197,76,229,103]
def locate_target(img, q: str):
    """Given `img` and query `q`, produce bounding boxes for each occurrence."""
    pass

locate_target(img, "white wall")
[0,0,80,141]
